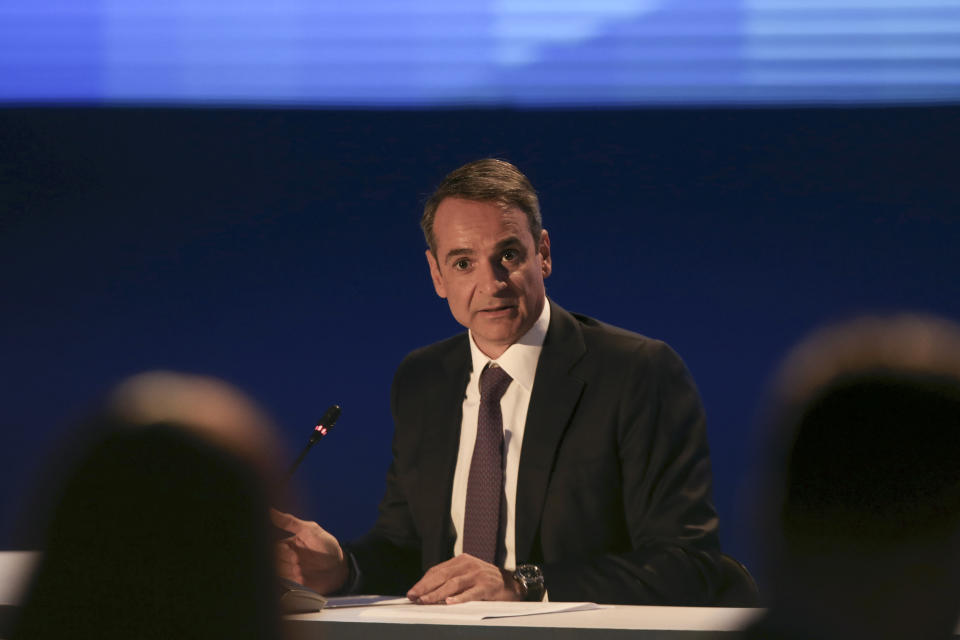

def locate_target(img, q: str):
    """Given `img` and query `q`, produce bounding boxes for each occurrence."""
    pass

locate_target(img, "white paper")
[357,600,602,621]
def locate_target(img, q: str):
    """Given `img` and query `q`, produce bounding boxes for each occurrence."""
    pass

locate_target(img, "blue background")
[3,1,959,106]
[2,106,958,587]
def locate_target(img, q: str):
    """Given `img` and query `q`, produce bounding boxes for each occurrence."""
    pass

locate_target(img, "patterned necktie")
[462,364,513,565]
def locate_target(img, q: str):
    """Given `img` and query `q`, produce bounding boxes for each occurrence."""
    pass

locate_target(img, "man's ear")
[538,229,552,279]
[425,249,448,298]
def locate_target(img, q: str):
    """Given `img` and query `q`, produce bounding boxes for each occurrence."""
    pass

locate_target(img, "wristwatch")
[513,564,545,601]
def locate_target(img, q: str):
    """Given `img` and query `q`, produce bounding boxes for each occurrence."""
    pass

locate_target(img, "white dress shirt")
[450,301,551,571]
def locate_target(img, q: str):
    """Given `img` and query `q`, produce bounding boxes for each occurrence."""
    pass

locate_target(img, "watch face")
[517,565,539,580]
[515,564,544,601]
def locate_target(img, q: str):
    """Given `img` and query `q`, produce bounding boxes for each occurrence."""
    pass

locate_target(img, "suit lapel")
[515,301,586,563]
[416,337,471,566]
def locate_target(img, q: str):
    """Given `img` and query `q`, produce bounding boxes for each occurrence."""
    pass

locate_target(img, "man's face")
[426,198,551,359]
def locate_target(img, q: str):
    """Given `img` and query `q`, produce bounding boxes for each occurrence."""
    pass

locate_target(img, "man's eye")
[502,249,519,262]
[454,259,471,271]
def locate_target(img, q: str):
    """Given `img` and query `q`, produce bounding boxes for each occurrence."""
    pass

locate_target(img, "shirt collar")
[468,300,551,394]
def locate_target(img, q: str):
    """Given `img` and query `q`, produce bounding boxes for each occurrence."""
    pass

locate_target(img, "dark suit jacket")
[347,300,722,604]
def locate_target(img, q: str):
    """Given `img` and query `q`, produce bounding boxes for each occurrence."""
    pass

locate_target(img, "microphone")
[285,404,341,480]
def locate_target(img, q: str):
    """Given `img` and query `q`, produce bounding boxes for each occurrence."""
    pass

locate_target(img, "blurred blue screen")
[3,0,959,106]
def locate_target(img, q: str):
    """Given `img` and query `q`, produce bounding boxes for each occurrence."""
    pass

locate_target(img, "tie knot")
[480,365,512,403]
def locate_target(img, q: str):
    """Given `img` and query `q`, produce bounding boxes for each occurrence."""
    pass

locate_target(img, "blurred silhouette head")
[753,315,960,640]
[13,372,284,640]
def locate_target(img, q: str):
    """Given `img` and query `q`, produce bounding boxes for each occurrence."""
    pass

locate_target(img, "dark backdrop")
[2,106,958,586]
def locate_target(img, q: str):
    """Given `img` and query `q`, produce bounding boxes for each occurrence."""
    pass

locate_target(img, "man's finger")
[445,583,488,604]
[407,560,457,599]
[270,508,302,531]
[275,542,299,562]
[413,573,472,604]
[278,564,303,583]
[281,534,309,552]
[274,544,301,572]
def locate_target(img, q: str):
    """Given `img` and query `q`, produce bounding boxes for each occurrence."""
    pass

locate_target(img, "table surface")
[289,602,762,630]
[6,552,959,640]
[284,604,764,640]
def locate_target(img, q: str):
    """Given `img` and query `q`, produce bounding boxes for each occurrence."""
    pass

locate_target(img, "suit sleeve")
[541,340,722,604]
[341,364,425,596]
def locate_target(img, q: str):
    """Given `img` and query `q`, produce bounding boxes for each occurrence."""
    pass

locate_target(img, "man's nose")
[478,260,509,294]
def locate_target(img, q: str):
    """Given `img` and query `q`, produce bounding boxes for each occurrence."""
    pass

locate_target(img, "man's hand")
[272,509,349,595]
[406,554,524,604]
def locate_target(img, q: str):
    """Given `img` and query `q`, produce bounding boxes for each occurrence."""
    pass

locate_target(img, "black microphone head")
[310,404,341,443]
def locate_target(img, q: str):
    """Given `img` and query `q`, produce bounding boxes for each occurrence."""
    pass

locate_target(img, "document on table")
[356,600,603,621]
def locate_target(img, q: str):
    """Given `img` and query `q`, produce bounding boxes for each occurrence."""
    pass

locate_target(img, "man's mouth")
[479,303,517,313]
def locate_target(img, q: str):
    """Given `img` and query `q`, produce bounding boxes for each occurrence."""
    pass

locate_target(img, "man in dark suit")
[274,159,721,604]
